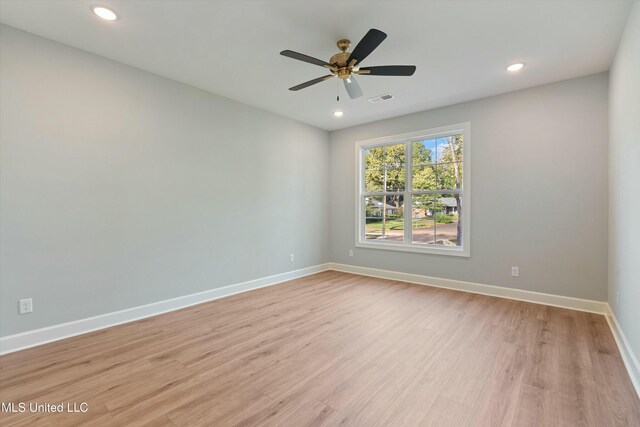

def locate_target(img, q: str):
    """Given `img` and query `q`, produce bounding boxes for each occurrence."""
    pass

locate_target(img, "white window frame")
[355,122,470,257]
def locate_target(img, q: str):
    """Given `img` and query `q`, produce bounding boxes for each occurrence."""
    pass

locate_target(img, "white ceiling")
[0,0,633,131]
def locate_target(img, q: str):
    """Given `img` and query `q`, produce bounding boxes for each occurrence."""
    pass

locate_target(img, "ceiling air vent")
[367,94,395,104]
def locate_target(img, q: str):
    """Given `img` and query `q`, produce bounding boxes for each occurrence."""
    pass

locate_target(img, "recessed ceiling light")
[333,111,344,117]
[93,6,117,21]
[507,62,525,72]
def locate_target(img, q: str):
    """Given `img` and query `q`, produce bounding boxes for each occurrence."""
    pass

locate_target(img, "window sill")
[355,241,470,257]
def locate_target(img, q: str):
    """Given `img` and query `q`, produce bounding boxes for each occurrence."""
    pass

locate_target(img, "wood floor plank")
[422,396,471,427]
[376,348,462,426]
[1,271,638,426]
[464,341,527,426]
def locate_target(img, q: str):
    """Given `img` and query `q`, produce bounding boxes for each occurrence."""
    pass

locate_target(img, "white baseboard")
[0,263,331,355]
[606,308,640,399]
[329,263,609,314]
[4,261,637,401]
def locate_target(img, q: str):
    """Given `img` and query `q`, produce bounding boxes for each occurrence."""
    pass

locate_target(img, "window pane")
[364,144,405,192]
[384,144,405,191]
[385,167,405,191]
[436,161,463,190]
[364,147,385,170]
[365,168,384,192]
[364,196,384,240]
[384,144,406,168]
[364,195,404,242]
[411,195,434,244]
[412,164,436,191]
[437,135,463,164]
[434,194,461,246]
[435,137,450,162]
[412,139,436,165]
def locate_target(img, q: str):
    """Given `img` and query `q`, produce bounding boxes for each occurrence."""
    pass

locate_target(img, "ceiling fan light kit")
[280,28,416,99]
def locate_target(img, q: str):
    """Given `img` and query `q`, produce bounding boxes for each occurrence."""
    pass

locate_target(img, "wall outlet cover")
[19,298,33,314]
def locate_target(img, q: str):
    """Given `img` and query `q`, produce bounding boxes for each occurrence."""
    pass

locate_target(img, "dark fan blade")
[343,77,362,99]
[289,75,334,91]
[347,29,387,65]
[280,50,334,69]
[358,65,416,76]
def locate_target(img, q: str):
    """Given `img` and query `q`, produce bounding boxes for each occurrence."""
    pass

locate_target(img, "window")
[356,123,470,256]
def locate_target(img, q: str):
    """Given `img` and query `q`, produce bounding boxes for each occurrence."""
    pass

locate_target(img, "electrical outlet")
[511,267,519,277]
[290,254,294,262]
[348,249,354,257]
[19,298,33,314]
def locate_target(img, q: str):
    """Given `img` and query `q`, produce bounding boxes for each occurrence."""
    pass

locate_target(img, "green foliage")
[411,141,435,190]
[364,136,462,193]
[364,144,406,191]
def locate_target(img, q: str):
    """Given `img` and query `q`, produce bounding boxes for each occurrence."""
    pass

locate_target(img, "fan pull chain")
[336,77,339,102]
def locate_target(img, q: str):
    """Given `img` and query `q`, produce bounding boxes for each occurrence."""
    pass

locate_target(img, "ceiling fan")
[280,29,416,100]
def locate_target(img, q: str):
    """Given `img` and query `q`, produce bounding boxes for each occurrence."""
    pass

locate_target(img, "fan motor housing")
[329,52,350,67]
[329,52,352,79]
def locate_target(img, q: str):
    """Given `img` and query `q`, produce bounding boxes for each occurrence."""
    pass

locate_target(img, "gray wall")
[0,21,619,339]
[0,25,330,336]
[609,1,640,360]
[330,73,609,301]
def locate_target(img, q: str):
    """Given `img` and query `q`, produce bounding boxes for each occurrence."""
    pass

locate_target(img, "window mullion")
[360,149,366,243]
[404,141,412,244]
[382,146,387,239]
[364,191,403,197]
[433,149,438,244]
[411,189,462,195]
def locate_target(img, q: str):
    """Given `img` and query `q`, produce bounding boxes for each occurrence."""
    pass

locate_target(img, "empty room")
[1,0,639,425]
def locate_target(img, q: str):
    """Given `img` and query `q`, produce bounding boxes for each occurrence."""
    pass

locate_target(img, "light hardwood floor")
[1,271,639,426]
